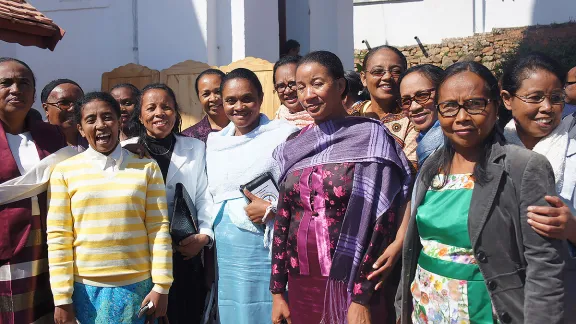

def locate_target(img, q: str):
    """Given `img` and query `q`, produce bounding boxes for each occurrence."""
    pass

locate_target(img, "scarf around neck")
[274,116,412,291]
[274,104,314,128]
[206,114,298,244]
[504,116,574,193]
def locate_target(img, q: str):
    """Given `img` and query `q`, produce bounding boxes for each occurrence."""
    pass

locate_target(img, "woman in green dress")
[397,61,565,324]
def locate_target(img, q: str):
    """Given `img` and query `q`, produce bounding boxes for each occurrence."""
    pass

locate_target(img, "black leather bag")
[170,183,199,244]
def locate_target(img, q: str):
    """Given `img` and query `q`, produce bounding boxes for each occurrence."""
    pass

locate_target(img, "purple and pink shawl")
[274,116,412,296]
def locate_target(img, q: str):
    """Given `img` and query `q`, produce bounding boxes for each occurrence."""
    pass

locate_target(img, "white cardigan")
[123,135,215,239]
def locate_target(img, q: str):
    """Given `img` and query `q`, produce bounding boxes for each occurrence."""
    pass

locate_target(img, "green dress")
[411,174,496,324]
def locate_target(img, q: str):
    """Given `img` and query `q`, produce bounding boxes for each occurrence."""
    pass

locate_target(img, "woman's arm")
[519,155,565,324]
[144,162,173,295]
[352,168,404,305]
[46,168,75,307]
[193,147,216,240]
[270,181,292,323]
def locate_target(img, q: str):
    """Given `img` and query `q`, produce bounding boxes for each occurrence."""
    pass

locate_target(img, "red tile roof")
[0,0,65,51]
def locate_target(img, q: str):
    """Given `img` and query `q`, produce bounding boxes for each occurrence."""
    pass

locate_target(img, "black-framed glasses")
[45,100,75,111]
[514,92,565,105]
[437,98,491,117]
[275,81,297,93]
[368,67,403,79]
[398,88,435,109]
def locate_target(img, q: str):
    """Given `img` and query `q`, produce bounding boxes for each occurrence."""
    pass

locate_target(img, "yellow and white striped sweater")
[47,148,173,306]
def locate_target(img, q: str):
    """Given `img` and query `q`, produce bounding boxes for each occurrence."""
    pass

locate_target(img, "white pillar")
[308,0,354,69]
[215,0,279,65]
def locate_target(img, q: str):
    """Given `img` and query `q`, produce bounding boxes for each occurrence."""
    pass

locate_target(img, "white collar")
[85,144,123,171]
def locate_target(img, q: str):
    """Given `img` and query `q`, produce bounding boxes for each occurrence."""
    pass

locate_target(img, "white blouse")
[6,132,41,215]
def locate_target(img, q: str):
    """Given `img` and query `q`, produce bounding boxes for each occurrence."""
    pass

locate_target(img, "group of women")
[0,42,574,324]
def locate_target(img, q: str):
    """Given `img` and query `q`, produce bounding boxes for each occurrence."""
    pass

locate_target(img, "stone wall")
[355,22,576,72]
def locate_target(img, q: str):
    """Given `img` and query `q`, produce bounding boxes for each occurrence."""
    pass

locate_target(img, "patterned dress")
[411,174,496,323]
[349,101,418,173]
[270,163,395,323]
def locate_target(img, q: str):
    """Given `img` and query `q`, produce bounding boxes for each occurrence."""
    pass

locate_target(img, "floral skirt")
[72,278,153,324]
[411,252,496,324]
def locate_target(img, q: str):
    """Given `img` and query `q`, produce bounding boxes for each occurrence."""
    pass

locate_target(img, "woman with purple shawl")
[270,51,413,324]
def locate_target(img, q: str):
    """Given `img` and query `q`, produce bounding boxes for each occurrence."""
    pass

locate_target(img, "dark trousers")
[167,252,207,324]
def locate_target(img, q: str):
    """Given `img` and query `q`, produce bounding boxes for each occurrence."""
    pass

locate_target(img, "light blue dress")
[213,201,272,324]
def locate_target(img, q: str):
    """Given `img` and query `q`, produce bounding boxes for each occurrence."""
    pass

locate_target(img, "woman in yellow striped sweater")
[47,92,173,324]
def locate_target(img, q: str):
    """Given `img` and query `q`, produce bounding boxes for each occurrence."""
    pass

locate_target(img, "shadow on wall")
[216,0,233,66]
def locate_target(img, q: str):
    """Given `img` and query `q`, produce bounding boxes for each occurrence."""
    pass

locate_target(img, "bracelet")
[263,204,277,223]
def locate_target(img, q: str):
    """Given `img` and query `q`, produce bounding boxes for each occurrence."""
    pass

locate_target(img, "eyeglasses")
[437,98,491,117]
[368,67,403,79]
[45,100,75,111]
[514,92,565,105]
[275,81,297,93]
[398,88,435,109]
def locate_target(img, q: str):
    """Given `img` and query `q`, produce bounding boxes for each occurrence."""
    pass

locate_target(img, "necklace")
[143,138,174,156]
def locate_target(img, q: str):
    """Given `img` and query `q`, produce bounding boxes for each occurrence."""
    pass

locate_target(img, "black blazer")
[396,139,565,324]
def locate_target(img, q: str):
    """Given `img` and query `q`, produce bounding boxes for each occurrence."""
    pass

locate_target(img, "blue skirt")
[214,203,272,324]
[72,278,153,324]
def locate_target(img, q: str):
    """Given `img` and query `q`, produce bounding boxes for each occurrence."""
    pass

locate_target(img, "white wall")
[11,0,135,113]
[484,0,576,31]
[309,0,354,69]
[354,0,576,49]
[138,0,209,70]
[244,0,280,63]
[354,0,473,48]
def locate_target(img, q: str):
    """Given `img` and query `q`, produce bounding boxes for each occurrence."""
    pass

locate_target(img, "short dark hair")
[344,70,367,102]
[129,83,182,139]
[501,52,566,96]
[362,45,408,71]
[436,61,500,104]
[273,55,301,84]
[74,91,121,125]
[0,57,37,94]
[41,79,84,103]
[398,64,445,90]
[220,68,264,99]
[110,83,141,98]
[283,39,300,54]
[194,69,225,98]
[299,50,348,99]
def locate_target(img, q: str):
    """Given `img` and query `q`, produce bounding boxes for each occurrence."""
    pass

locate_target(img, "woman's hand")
[123,143,151,159]
[142,290,168,323]
[367,239,402,290]
[175,234,210,260]
[243,189,273,224]
[527,196,576,243]
[272,294,291,324]
[54,304,76,324]
[347,302,371,324]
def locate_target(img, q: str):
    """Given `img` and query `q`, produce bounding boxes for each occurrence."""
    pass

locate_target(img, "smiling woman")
[351,45,419,173]
[47,91,173,323]
[398,61,566,324]
[127,83,216,324]
[205,67,299,324]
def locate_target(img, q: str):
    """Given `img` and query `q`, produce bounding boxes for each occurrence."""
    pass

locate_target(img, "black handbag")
[170,183,199,244]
